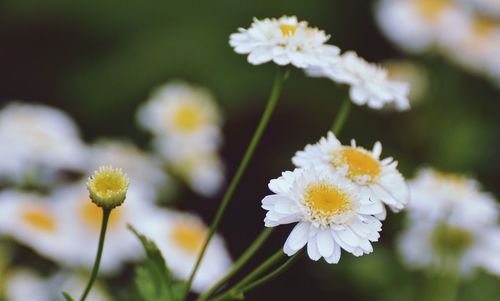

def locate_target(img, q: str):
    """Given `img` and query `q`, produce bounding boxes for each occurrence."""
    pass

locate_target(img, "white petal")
[316,229,334,258]
[283,222,310,255]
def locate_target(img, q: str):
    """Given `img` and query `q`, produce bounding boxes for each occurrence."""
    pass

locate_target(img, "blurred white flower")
[308,52,410,110]
[137,82,222,154]
[384,59,429,104]
[375,0,468,52]
[461,0,500,17]
[88,140,171,201]
[293,132,409,216]
[262,167,384,263]
[163,149,225,197]
[52,182,154,273]
[0,102,87,185]
[0,190,74,264]
[135,210,232,293]
[229,15,340,68]
[398,219,500,276]
[407,168,498,228]
[5,269,110,301]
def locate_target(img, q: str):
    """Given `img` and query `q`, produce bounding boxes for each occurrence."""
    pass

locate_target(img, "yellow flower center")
[173,104,204,132]
[415,0,450,19]
[279,24,297,36]
[304,183,353,223]
[22,205,56,232]
[171,222,207,254]
[473,16,497,37]
[81,201,122,229]
[332,147,381,184]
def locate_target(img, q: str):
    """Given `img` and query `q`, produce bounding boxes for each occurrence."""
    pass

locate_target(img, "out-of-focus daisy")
[5,269,110,301]
[398,219,500,276]
[88,140,170,201]
[384,59,429,104]
[229,15,340,68]
[163,150,225,197]
[407,168,498,228]
[0,190,74,264]
[137,82,222,154]
[292,132,409,216]
[52,182,153,273]
[375,0,468,52]
[308,52,410,110]
[0,102,87,185]
[262,167,384,263]
[135,210,232,293]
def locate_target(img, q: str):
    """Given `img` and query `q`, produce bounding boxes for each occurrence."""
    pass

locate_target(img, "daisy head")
[308,51,410,110]
[229,15,340,68]
[292,132,409,213]
[137,82,222,149]
[87,166,129,209]
[262,167,384,263]
[407,168,498,227]
[135,210,232,293]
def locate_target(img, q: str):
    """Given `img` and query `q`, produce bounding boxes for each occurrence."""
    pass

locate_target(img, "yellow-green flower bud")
[87,166,129,209]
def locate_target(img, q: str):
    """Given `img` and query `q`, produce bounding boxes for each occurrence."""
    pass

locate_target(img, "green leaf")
[171,281,188,301]
[128,225,176,301]
[62,292,75,301]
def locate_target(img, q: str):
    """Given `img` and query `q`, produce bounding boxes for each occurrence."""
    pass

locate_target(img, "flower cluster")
[376,0,500,88]
[261,132,409,263]
[230,15,411,111]
[137,82,225,196]
[398,168,500,276]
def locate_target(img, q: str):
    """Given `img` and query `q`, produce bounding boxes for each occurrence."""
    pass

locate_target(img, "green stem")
[198,228,274,300]
[209,250,286,301]
[79,208,111,301]
[184,68,287,298]
[331,96,351,135]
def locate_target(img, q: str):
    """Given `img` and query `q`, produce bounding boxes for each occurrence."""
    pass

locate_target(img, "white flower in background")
[384,59,429,104]
[88,140,171,201]
[52,182,154,272]
[398,219,500,276]
[461,0,500,17]
[164,150,225,197]
[0,102,87,185]
[0,190,74,264]
[375,0,468,52]
[135,210,232,293]
[308,52,410,110]
[407,168,498,228]
[262,168,384,263]
[5,269,110,301]
[292,132,409,216]
[229,15,340,68]
[137,82,222,154]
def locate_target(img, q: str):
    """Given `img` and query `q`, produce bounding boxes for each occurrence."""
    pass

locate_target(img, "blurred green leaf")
[62,292,75,301]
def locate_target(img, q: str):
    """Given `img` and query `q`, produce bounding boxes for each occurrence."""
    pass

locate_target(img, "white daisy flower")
[229,15,340,68]
[137,81,222,154]
[5,269,110,301]
[262,167,384,264]
[292,132,409,215]
[308,51,410,110]
[407,168,499,228]
[375,0,468,52]
[88,139,171,201]
[135,210,232,293]
[0,102,87,185]
[398,219,500,276]
[163,150,225,197]
[52,182,154,273]
[0,190,74,264]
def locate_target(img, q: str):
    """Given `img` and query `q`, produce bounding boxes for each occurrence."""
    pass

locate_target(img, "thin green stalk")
[238,250,303,294]
[331,96,351,135]
[79,208,111,301]
[209,250,286,301]
[198,228,274,300]
[184,68,287,298]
